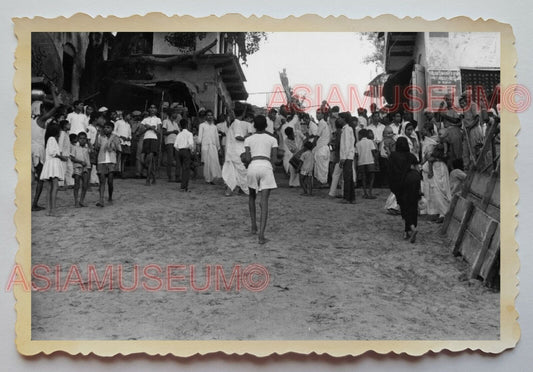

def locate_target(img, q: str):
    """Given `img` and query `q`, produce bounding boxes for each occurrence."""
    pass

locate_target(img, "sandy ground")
[30,167,499,340]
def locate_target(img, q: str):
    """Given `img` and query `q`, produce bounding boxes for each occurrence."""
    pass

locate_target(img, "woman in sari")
[421,143,451,222]
[388,137,422,242]
[419,122,439,216]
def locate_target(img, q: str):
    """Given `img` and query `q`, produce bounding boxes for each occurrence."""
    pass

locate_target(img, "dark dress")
[400,168,422,232]
[388,151,411,198]
[388,137,421,232]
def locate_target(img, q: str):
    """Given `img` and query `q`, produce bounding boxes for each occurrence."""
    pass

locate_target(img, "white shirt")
[266,118,275,134]
[355,137,376,166]
[197,121,220,148]
[358,116,368,128]
[58,131,70,157]
[142,116,162,140]
[389,123,402,140]
[246,121,256,135]
[315,119,331,148]
[67,112,88,135]
[31,118,45,147]
[162,119,180,145]
[340,125,355,161]
[174,129,194,150]
[31,118,46,165]
[224,120,249,160]
[113,119,132,146]
[308,120,318,137]
[216,121,229,147]
[87,124,98,145]
[244,133,278,158]
[366,122,385,143]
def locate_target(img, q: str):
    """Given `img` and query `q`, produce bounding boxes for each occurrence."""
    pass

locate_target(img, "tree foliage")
[359,32,385,69]
[164,32,267,64]
[226,32,267,64]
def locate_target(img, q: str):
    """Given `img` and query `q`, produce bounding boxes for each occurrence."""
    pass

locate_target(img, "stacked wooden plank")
[440,122,500,288]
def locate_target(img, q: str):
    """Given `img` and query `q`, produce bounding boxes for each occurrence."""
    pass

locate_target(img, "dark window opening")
[461,69,500,108]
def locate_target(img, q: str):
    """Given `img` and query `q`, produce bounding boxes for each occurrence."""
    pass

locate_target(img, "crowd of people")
[31,81,500,243]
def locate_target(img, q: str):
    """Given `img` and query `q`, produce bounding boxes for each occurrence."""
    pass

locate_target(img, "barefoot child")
[70,132,91,207]
[95,121,121,207]
[299,141,315,196]
[40,124,68,216]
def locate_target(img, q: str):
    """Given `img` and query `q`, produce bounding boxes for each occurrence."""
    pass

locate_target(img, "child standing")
[70,132,91,207]
[40,124,68,216]
[173,119,195,192]
[58,120,72,189]
[113,110,132,177]
[163,111,181,182]
[87,113,100,186]
[299,141,315,196]
[95,122,121,207]
[355,129,378,199]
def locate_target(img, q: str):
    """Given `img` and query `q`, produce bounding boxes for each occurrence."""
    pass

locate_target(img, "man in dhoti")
[222,111,249,196]
[197,109,222,183]
[313,109,331,185]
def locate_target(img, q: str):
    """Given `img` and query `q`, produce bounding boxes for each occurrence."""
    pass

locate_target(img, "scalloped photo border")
[13,13,519,357]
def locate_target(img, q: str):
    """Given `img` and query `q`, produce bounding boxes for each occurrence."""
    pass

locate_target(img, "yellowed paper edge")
[13,13,520,357]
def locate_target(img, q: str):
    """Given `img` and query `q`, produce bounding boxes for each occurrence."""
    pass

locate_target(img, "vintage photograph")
[28,29,502,342]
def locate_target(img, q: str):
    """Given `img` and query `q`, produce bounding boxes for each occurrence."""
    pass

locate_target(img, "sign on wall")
[427,69,462,108]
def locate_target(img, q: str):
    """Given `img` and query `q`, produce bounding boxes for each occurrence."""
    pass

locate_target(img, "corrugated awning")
[364,73,390,97]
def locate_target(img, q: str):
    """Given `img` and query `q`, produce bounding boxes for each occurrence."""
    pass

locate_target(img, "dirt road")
[31,172,499,340]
